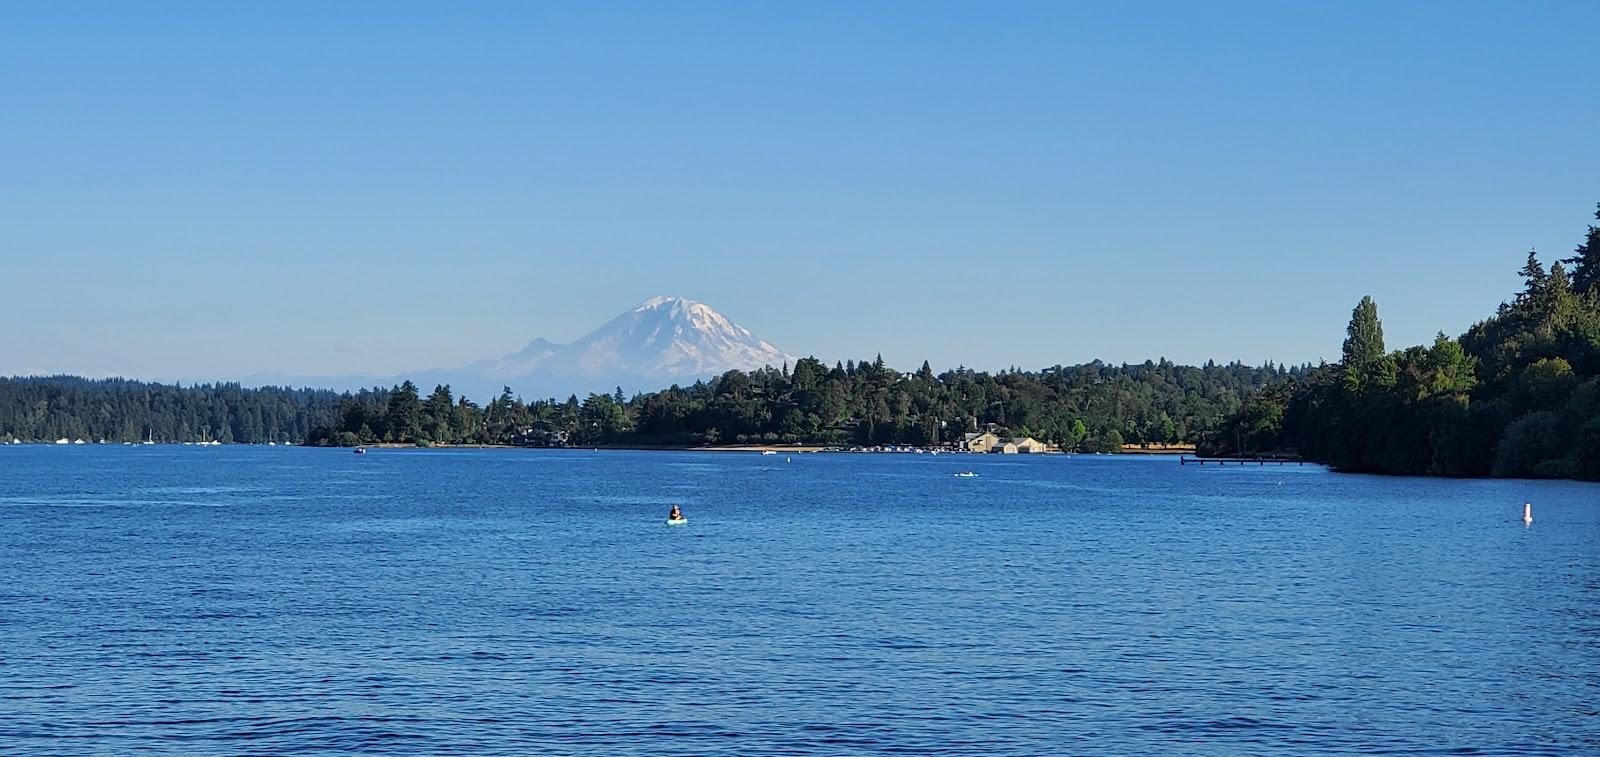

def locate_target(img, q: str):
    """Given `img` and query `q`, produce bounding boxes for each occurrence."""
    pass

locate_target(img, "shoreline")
[1118,445,1197,456]
[7,439,1194,457]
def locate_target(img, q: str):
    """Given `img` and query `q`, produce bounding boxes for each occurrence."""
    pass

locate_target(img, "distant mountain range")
[244,297,796,401]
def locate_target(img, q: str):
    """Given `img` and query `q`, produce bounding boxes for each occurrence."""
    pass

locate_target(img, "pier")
[1180,455,1304,466]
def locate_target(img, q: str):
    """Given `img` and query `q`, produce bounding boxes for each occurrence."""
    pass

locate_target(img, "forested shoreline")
[0,377,343,445]
[307,357,1294,450]
[0,360,1296,452]
[1206,204,1600,480]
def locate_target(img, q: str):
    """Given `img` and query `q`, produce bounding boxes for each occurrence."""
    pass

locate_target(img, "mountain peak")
[243,297,795,401]
[463,297,793,399]
[634,295,696,311]
[631,295,721,322]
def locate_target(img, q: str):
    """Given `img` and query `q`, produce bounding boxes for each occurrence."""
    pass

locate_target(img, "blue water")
[1,447,1596,755]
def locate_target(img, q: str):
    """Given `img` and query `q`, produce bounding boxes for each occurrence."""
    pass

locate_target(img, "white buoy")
[1522,502,1533,526]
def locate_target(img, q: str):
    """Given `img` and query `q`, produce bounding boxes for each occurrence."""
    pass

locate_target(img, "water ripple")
[0,447,1596,754]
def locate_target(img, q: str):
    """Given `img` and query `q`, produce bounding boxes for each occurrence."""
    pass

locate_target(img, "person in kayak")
[668,504,683,521]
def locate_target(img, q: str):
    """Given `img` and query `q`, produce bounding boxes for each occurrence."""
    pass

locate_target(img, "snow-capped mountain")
[541,296,793,381]
[247,297,796,401]
[468,296,794,398]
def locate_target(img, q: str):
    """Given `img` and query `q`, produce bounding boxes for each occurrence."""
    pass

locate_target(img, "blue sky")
[2,2,1596,381]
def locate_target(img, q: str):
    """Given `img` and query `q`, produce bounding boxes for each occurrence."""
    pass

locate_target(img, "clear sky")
[3,2,1596,381]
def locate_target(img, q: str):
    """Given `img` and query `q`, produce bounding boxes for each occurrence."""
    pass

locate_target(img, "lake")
[1,446,1596,754]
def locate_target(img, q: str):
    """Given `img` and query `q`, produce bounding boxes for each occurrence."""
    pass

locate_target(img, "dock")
[1180,455,1304,466]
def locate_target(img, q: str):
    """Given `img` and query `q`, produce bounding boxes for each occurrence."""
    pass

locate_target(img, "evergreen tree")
[1214,202,1600,480]
[425,384,455,442]
[386,381,425,442]
[1517,249,1548,304]
[791,357,822,391]
[1341,296,1387,391]
[1562,203,1600,295]
[1548,261,1572,297]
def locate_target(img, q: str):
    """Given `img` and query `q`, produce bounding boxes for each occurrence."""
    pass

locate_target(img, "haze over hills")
[244,297,796,401]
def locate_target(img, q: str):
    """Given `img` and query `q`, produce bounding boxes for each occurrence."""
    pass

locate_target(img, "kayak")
[666,517,689,526]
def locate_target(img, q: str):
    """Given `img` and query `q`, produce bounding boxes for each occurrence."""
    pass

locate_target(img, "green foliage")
[5,358,1295,452]
[1561,203,1600,295]
[385,380,425,442]
[1206,382,1290,455]
[0,376,339,444]
[1573,413,1600,479]
[1492,411,1567,477]
[1217,203,1600,480]
[290,356,1293,450]
[1341,296,1389,392]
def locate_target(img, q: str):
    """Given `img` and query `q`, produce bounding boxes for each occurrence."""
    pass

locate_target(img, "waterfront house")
[960,432,1049,453]
[1011,437,1048,453]
[959,432,1000,452]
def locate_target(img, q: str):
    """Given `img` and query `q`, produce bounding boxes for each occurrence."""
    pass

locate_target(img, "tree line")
[301,358,1298,450]
[0,376,342,444]
[2,362,1295,452]
[1206,203,1600,480]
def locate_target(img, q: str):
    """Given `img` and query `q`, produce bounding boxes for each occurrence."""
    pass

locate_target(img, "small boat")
[760,450,777,455]
[55,438,69,445]
[354,447,367,454]
[666,517,689,526]
[954,471,978,478]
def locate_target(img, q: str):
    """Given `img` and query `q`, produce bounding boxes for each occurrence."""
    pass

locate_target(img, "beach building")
[959,432,1000,452]
[961,433,1048,453]
[1011,437,1048,453]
